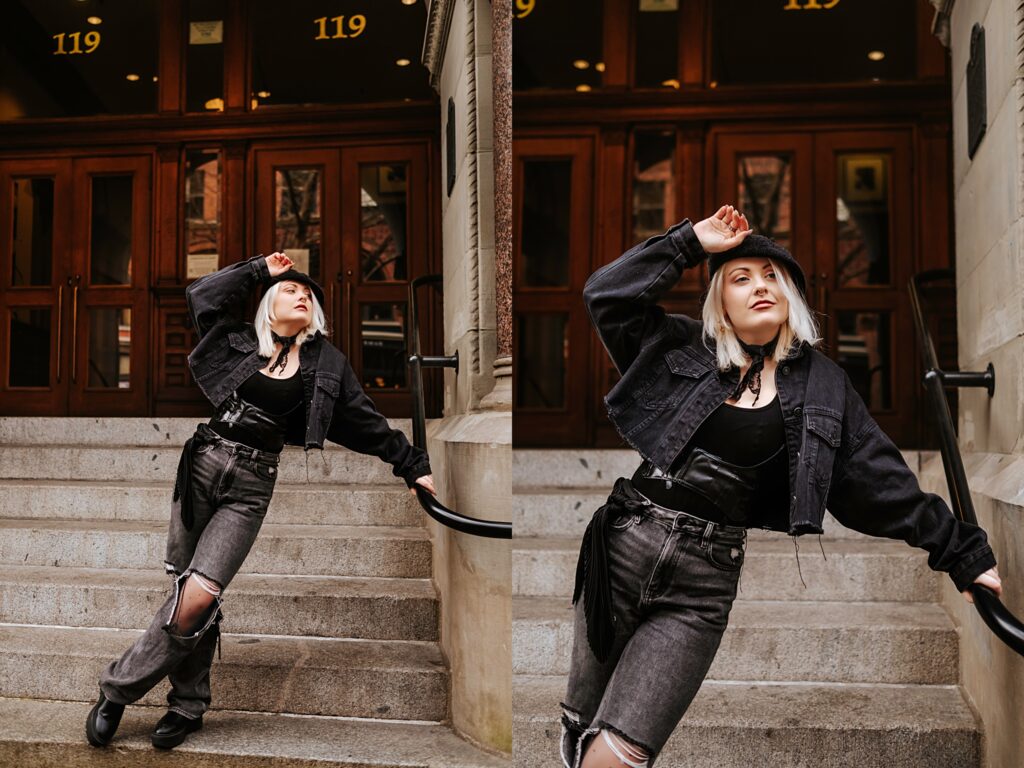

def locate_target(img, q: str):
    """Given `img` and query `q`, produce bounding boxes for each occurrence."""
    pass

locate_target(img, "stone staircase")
[0,417,507,767]
[512,449,985,767]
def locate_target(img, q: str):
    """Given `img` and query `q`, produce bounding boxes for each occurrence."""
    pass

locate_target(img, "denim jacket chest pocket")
[802,406,842,490]
[312,371,342,428]
[638,347,712,410]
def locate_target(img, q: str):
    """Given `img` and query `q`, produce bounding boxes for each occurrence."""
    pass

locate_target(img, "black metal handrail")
[909,269,1023,655]
[406,274,512,539]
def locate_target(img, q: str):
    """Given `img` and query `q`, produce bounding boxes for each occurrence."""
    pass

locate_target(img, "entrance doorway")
[716,128,916,442]
[254,142,431,416]
[0,155,151,416]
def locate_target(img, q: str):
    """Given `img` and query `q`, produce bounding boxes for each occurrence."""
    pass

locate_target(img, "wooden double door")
[253,143,431,416]
[515,126,932,447]
[0,155,151,416]
[0,142,433,417]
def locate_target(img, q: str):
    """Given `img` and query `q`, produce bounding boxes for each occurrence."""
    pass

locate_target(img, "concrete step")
[0,565,437,641]
[0,416,414,447]
[0,696,509,767]
[0,624,446,720]
[0,518,431,579]
[0,479,421,527]
[512,596,958,683]
[513,487,869,540]
[0,444,405,485]
[512,448,929,489]
[513,675,980,768]
[513,537,939,602]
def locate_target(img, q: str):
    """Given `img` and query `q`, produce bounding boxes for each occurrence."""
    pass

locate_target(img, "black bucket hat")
[268,269,326,308]
[707,233,807,297]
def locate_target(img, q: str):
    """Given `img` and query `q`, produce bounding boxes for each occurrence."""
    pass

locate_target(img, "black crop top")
[630,394,789,528]
[209,368,305,449]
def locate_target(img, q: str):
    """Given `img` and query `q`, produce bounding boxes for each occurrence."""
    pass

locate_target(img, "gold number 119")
[313,15,367,40]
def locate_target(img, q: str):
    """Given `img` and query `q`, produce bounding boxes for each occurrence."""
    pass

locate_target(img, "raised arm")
[584,205,754,375]
[185,254,272,340]
[326,362,432,488]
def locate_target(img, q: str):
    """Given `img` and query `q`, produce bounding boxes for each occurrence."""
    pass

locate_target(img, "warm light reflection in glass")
[576,84,591,92]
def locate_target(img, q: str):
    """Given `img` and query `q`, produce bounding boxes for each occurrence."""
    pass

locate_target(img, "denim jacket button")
[794,406,802,416]
[782,365,791,375]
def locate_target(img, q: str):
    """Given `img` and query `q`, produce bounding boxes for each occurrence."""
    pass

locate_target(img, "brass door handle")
[71,276,80,384]
[56,282,64,383]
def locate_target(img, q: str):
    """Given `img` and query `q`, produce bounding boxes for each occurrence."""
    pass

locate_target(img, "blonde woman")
[87,252,435,750]
[562,205,1003,767]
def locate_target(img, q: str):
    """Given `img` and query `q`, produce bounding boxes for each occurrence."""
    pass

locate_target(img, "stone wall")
[929,2,1024,766]
[421,0,512,754]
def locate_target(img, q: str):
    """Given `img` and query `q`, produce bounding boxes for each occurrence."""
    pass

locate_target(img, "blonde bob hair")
[700,257,822,372]
[253,280,329,359]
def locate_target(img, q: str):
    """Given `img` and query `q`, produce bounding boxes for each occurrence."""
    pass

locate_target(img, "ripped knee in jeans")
[560,705,652,768]
[164,569,223,640]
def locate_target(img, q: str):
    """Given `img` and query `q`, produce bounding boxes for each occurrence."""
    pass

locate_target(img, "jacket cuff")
[667,219,709,269]
[249,254,271,284]
[950,546,997,593]
[403,462,432,489]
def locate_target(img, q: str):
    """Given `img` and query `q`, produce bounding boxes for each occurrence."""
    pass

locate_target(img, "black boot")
[85,691,125,747]
[151,710,203,749]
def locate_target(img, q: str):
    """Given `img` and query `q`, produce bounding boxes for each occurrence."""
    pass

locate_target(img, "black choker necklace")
[269,331,298,375]
[730,331,780,405]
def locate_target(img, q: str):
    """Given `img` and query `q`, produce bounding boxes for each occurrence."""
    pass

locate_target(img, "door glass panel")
[736,154,793,251]
[0,1,158,120]
[184,149,222,278]
[360,303,406,390]
[836,153,891,287]
[249,1,432,107]
[88,307,131,388]
[635,1,679,89]
[513,0,603,91]
[710,0,915,86]
[186,0,226,113]
[8,307,50,387]
[516,313,567,408]
[11,177,54,286]
[633,131,676,243]
[90,175,133,285]
[837,310,890,410]
[360,164,407,282]
[274,168,322,282]
[521,160,571,287]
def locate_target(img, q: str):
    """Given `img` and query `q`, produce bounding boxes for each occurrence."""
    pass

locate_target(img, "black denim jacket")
[583,218,996,593]
[184,254,431,488]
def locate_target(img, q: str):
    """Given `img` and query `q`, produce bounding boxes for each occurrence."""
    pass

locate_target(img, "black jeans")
[562,482,747,767]
[98,423,279,719]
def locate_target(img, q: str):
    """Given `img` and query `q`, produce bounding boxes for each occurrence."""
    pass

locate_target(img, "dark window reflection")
[635,2,679,88]
[633,131,676,243]
[521,160,571,287]
[90,175,133,285]
[186,0,225,113]
[88,307,131,388]
[360,164,407,282]
[837,310,891,410]
[274,168,322,282]
[361,303,406,389]
[736,154,793,251]
[185,149,221,278]
[0,1,158,119]
[711,0,915,86]
[250,1,432,107]
[513,0,603,91]
[836,153,891,287]
[11,177,54,286]
[516,313,567,408]
[9,308,50,387]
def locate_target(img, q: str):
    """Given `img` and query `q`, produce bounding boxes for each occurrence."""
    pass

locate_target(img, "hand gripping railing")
[406,274,512,539]
[909,269,1023,655]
